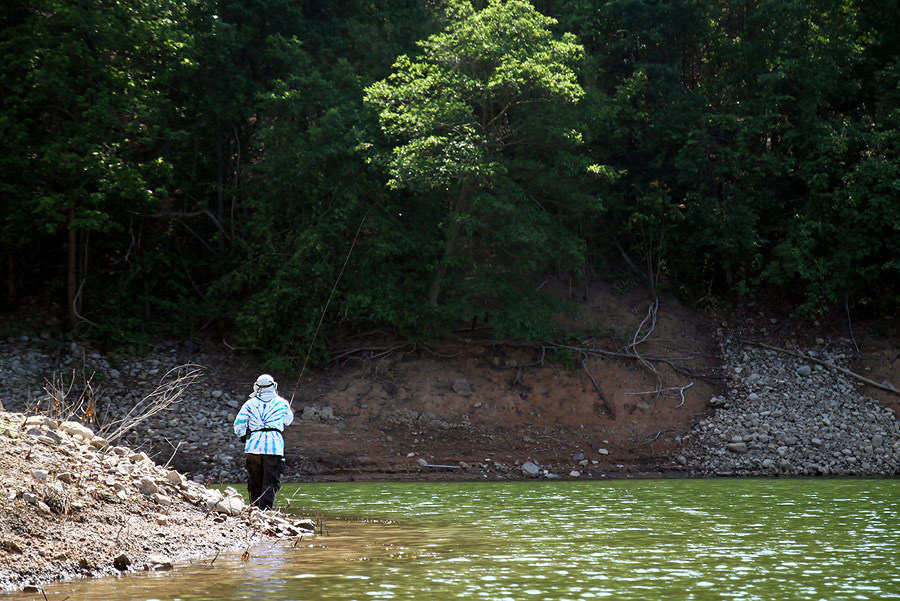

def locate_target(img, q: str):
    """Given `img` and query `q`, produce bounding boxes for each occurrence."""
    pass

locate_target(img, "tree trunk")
[427,218,463,306]
[427,181,471,306]
[67,207,78,328]
[5,253,14,300]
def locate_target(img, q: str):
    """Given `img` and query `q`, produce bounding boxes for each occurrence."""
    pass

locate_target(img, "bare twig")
[674,382,693,407]
[846,296,860,357]
[163,441,184,470]
[329,344,406,364]
[99,365,204,444]
[115,518,127,544]
[38,359,99,425]
[624,381,694,408]
[632,429,677,449]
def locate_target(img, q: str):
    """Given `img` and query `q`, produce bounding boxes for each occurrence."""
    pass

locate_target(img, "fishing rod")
[288,204,373,407]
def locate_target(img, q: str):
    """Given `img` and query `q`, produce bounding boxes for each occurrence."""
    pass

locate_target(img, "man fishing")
[233,374,294,510]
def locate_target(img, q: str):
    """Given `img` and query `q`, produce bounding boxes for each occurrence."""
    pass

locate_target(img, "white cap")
[253,373,277,393]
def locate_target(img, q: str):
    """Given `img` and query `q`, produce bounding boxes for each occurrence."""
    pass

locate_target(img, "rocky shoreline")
[683,338,900,477]
[0,334,253,484]
[1,326,899,591]
[1,330,897,481]
[0,411,316,592]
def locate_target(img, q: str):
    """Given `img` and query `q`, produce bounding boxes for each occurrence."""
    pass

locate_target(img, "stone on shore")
[521,461,540,478]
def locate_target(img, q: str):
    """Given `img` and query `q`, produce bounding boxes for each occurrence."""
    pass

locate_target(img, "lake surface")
[7,479,900,600]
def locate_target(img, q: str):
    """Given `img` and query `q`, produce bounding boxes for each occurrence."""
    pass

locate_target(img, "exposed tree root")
[581,357,615,419]
[328,302,721,421]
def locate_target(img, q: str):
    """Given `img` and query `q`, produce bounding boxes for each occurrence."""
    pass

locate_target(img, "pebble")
[451,378,472,396]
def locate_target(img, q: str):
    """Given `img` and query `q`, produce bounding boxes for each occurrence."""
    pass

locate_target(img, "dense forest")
[2,0,899,361]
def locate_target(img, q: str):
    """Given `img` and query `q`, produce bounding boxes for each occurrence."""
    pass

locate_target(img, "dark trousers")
[246,453,285,510]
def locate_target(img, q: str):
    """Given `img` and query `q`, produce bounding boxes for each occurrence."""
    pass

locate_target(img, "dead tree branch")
[622,299,662,394]
[99,364,204,444]
[624,381,694,408]
[743,341,899,396]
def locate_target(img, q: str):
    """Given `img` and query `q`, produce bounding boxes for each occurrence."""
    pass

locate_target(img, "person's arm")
[280,398,294,427]
[233,402,250,437]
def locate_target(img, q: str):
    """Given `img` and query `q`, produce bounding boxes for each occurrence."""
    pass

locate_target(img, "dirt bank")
[1,282,724,482]
[2,282,898,483]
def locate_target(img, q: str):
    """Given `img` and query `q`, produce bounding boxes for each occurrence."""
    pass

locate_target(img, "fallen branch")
[631,428,677,450]
[624,381,694,408]
[329,344,408,364]
[539,434,578,449]
[744,341,900,396]
[625,299,659,353]
[624,300,662,395]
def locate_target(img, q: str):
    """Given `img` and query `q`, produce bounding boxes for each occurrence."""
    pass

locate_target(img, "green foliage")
[0,0,194,326]
[364,0,595,335]
[3,0,900,358]
[548,0,900,315]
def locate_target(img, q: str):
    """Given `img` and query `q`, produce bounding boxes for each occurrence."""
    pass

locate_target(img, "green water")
[7,479,900,600]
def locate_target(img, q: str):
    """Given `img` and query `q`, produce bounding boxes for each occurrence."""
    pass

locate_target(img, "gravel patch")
[683,339,900,476]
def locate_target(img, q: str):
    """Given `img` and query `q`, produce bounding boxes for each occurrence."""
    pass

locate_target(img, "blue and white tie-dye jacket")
[233,390,294,456]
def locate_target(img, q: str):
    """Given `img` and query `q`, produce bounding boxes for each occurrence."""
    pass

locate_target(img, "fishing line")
[288,204,373,406]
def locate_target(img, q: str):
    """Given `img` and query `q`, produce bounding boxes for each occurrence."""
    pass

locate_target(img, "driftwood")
[744,340,900,396]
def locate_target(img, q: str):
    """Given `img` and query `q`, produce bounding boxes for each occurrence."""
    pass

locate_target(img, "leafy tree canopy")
[364,0,593,337]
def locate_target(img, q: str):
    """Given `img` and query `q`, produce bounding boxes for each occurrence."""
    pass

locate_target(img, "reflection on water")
[5,479,899,600]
